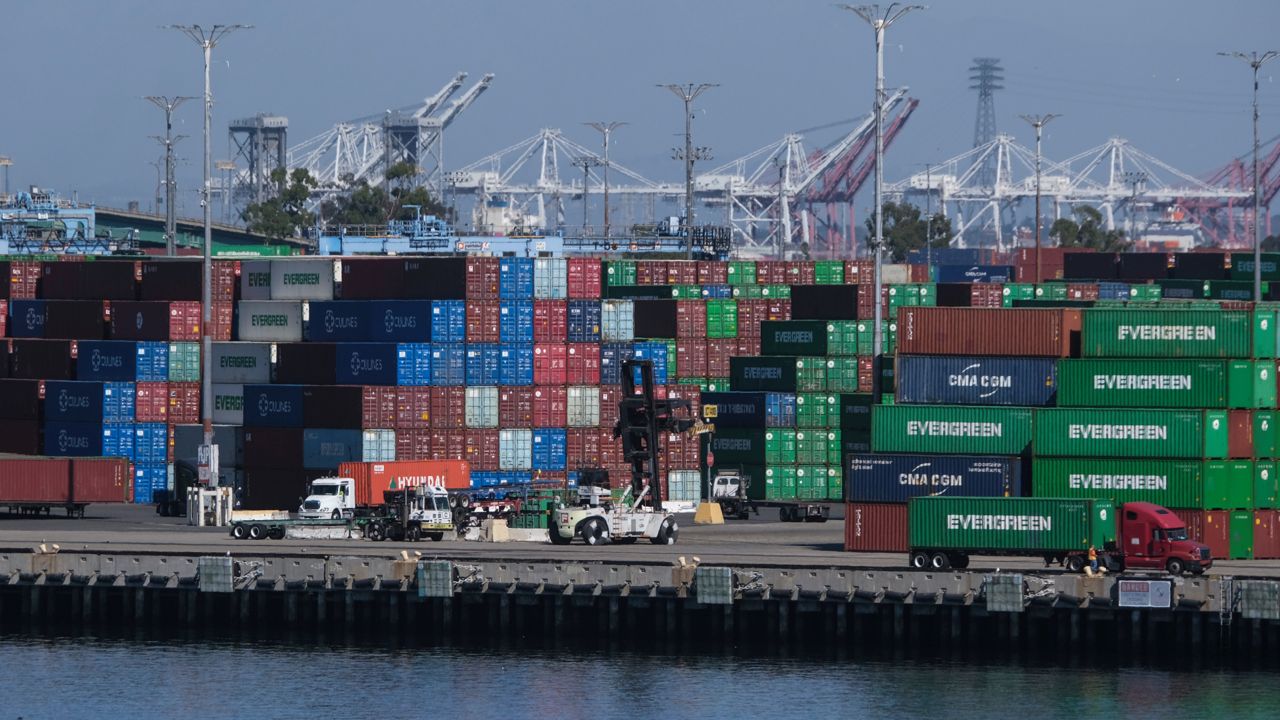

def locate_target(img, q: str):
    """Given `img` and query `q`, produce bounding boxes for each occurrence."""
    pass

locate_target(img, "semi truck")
[298,460,469,519]
[906,497,1212,576]
[231,485,455,541]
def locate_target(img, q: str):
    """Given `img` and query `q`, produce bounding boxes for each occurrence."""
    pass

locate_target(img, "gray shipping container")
[534,258,568,299]
[270,259,336,301]
[601,300,635,342]
[240,260,273,301]
[500,428,533,470]
[173,424,244,469]
[361,429,396,462]
[211,342,272,384]
[237,301,304,342]
[465,386,499,428]
[567,385,601,427]
[211,383,245,425]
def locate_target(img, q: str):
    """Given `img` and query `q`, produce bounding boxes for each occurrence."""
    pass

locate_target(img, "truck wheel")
[581,518,609,546]
[428,532,444,542]
[952,553,970,569]
[1065,555,1086,573]
[779,506,791,522]
[406,526,421,542]
[1166,558,1186,576]
[231,524,247,540]
[366,523,385,542]
[331,510,342,520]
[650,518,678,545]
[268,527,285,540]
[248,524,266,540]
[548,524,572,545]
[909,551,929,569]
[929,552,951,571]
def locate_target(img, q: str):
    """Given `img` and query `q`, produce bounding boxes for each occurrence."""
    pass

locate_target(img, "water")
[1,634,1277,720]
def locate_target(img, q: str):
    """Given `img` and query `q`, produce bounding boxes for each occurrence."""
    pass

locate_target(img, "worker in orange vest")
[1086,544,1099,577]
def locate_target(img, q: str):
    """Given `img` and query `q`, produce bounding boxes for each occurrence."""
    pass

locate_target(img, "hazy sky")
[3,0,1278,216]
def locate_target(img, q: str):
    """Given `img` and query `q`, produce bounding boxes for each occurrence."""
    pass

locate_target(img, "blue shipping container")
[335,343,399,386]
[499,470,532,486]
[1098,282,1131,300]
[631,342,668,384]
[134,423,169,464]
[567,300,602,343]
[302,428,364,469]
[43,381,105,423]
[499,344,535,386]
[431,301,467,342]
[101,425,135,460]
[396,343,433,385]
[531,427,567,471]
[600,343,633,385]
[77,341,138,381]
[243,385,305,427]
[367,300,433,342]
[8,299,46,338]
[472,471,500,488]
[895,355,1058,406]
[43,421,105,456]
[135,341,169,381]
[465,344,501,385]
[932,265,1016,283]
[499,300,535,343]
[499,258,535,299]
[698,391,766,428]
[701,285,733,299]
[133,463,169,504]
[430,344,466,386]
[765,392,797,427]
[307,301,369,341]
[845,453,1023,503]
[103,382,136,423]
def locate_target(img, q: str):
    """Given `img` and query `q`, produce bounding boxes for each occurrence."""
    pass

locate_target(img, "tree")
[320,164,451,226]
[864,201,953,262]
[1262,235,1280,252]
[1050,205,1132,252]
[243,168,317,239]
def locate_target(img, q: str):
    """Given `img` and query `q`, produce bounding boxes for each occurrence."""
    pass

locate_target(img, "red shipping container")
[704,338,736,378]
[844,260,874,285]
[567,343,600,385]
[897,307,1080,357]
[168,301,201,341]
[211,301,234,341]
[533,385,568,427]
[1229,409,1253,458]
[534,343,568,385]
[499,386,534,426]
[675,338,708,379]
[1065,283,1100,301]
[212,260,238,302]
[466,257,500,300]
[755,261,784,285]
[0,457,74,502]
[0,299,6,337]
[70,458,133,503]
[567,258,602,299]
[786,261,816,285]
[566,428,601,468]
[430,387,465,430]
[767,300,790,322]
[362,386,398,428]
[969,284,1004,308]
[395,429,430,460]
[908,264,930,283]
[1255,511,1280,560]
[466,301,501,343]
[844,502,908,552]
[167,382,200,424]
[599,386,621,430]
[666,261,698,286]
[736,335,760,359]
[533,300,567,342]
[8,261,42,299]
[697,261,728,286]
[599,428,624,466]
[428,429,465,462]
[337,460,471,504]
[535,471,568,488]
[856,286,875,320]
[736,299,764,338]
[636,260,666,285]
[606,464,633,489]
[676,300,707,338]
[135,381,169,422]
[396,387,431,429]
[1172,510,1230,560]
[464,429,501,471]
[665,384,702,418]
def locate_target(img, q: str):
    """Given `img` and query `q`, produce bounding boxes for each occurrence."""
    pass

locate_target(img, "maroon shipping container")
[676,300,707,338]
[0,457,73,502]
[567,258,602,299]
[277,343,337,385]
[466,257,500,300]
[0,379,42,420]
[1172,510,1231,560]
[8,261,42,299]
[212,261,238,302]
[755,261,783,285]
[665,384,702,418]
[844,502,909,552]
[466,301,501,343]
[897,307,1080,357]
[464,429,500,471]
[211,301,235,341]
[10,340,75,380]
[395,429,429,461]
[844,260,874,285]
[135,382,169,423]
[71,458,132,502]
[636,260,666,286]
[972,284,1004,307]
[499,386,534,427]
[566,343,600,385]
[566,428,598,468]
[533,385,567,427]
[396,387,431,429]
[787,261,816,285]
[1066,283,1100,301]
[706,338,736,378]
[168,301,202,341]
[242,468,309,510]
[599,386,622,430]
[0,299,7,337]
[697,261,728,286]
[302,385,363,429]
[428,429,465,462]
[44,300,106,339]
[340,258,405,299]
[167,382,200,424]
[43,261,138,301]
[140,261,202,301]
[108,301,171,341]
[534,343,568,385]
[362,386,398,429]
[1255,511,1280,560]
[0,420,41,454]
[666,261,698,286]
[663,432,699,470]
[736,300,765,338]
[1229,410,1254,459]
[600,429,625,466]
[676,338,708,378]
[244,427,304,469]
[533,300,567,342]
[429,387,465,430]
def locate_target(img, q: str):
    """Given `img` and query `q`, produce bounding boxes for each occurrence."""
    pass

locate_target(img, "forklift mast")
[616,359,694,511]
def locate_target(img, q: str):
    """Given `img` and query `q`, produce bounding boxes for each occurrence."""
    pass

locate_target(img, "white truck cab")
[298,477,356,519]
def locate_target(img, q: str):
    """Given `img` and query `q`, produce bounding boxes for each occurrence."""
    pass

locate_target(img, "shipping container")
[871,405,1034,455]
[302,428,364,469]
[243,384,304,427]
[104,301,168,341]
[908,496,1116,554]
[240,260,273,300]
[276,342,337,385]
[846,454,1022,502]
[534,258,567,299]
[499,257,535,299]
[167,382,200,424]
[567,258,602,299]
[897,307,1080,357]
[210,342,272,384]
[1034,408,1229,458]
[464,429,500,470]
[360,429,396,462]
[166,342,201,383]
[173,424,244,470]
[759,320,827,356]
[895,355,1058,406]
[1079,308,1262,358]
[728,356,798,393]
[465,386,499,428]
[633,300,678,339]
[790,285,857,321]
[466,300,501,343]
[567,343,601,385]
[532,427,567,470]
[140,260,201,301]
[1063,253,1118,280]
[365,300,432,342]
[1056,358,1274,408]
[134,381,168,423]
[430,301,467,343]
[395,387,432,429]
[499,428,533,470]
[336,459,471,504]
[1030,457,1258,509]
[430,343,466,386]
[270,259,335,300]
[237,300,304,342]
[243,427,304,469]
[466,257,500,300]
[361,386,399,429]
[44,261,138,301]
[335,343,398,386]
[566,385,600,427]
[532,386,567,427]
[42,300,106,340]
[305,301,369,341]
[499,300,535,344]
[842,502,908,552]
[75,340,137,382]
[211,383,245,425]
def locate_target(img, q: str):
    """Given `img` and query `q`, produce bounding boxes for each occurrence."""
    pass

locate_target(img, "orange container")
[337,460,471,506]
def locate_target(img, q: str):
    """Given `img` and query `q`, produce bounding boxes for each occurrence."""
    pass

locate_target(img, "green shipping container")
[907,496,1116,553]
[706,299,738,338]
[1056,359,1275,408]
[764,429,797,465]
[727,261,757,286]
[1031,457,1254,509]
[1035,408,1229,459]
[795,357,828,392]
[753,466,797,500]
[1002,284,1036,306]
[1256,461,1278,509]
[795,430,840,465]
[1128,284,1163,301]
[871,405,1034,455]
[671,285,702,298]
[760,321,828,356]
[1036,283,1069,300]
[606,261,637,286]
[826,321,859,356]
[1226,510,1254,559]
[168,342,200,382]
[1230,252,1280,282]
[1080,308,1262,358]
[796,393,837,428]
[814,261,845,285]
[1255,410,1278,459]
[825,357,861,392]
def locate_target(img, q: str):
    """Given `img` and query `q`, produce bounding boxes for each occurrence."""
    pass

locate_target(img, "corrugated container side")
[1080,308,1252,358]
[212,383,245,425]
[210,342,272,384]
[844,502,908,552]
[895,356,1058,406]
[0,458,73,502]
[270,259,335,300]
[1034,408,1229,459]
[71,458,132,503]
[907,496,1115,552]
[897,307,1079,357]
[302,428,364,469]
[871,405,1034,455]
[1056,359,1227,408]
[236,300,304,342]
[465,386,499,428]
[846,454,1023,503]
[337,460,471,505]
[1029,457,1244,509]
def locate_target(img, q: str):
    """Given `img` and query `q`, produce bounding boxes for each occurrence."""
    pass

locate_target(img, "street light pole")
[572,155,602,233]
[660,83,717,259]
[1220,50,1278,302]
[170,23,250,486]
[146,96,194,256]
[586,122,627,238]
[842,3,923,401]
[0,156,12,200]
[1020,113,1059,284]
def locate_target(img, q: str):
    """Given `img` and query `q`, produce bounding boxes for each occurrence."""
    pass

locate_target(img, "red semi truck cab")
[1111,502,1212,576]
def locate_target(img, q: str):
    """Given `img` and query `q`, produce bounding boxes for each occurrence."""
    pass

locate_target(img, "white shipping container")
[465,386,499,429]
[240,260,273,300]
[499,428,532,470]
[881,264,911,285]
[211,383,245,425]
[210,342,272,384]
[361,429,396,462]
[533,258,567,299]
[269,259,336,300]
[566,386,600,427]
[667,470,702,502]
[601,300,635,342]
[237,301,304,342]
